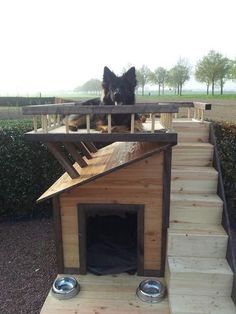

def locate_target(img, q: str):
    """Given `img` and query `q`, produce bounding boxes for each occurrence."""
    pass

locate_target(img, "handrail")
[209,123,236,304]
[22,103,178,115]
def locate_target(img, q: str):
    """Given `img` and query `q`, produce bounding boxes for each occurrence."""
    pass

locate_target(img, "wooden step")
[172,143,213,167]
[173,120,210,143]
[167,223,228,258]
[171,166,218,194]
[169,295,236,314]
[170,193,223,224]
[166,256,233,297]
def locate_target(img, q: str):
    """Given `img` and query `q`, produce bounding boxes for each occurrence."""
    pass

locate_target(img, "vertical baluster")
[187,108,191,119]
[130,114,135,133]
[151,113,155,133]
[108,114,112,133]
[33,115,38,133]
[64,115,69,134]
[86,114,90,133]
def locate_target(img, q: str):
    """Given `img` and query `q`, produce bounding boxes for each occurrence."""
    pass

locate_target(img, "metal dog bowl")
[136,279,166,303]
[51,276,80,300]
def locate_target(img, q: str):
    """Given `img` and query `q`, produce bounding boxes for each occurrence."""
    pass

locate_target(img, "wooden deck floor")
[40,274,170,314]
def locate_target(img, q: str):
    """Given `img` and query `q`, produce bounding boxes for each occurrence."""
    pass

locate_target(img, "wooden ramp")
[40,274,170,314]
[166,120,235,313]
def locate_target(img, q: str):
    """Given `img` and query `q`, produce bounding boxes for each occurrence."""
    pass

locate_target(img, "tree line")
[75,50,236,96]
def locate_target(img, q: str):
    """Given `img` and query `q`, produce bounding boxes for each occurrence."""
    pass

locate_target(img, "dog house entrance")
[78,204,144,275]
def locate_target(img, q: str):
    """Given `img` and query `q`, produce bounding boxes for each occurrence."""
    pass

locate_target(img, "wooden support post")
[108,114,112,133]
[130,114,135,133]
[151,113,155,133]
[53,114,57,127]
[45,142,80,179]
[200,109,204,122]
[75,142,92,159]
[86,114,90,133]
[82,142,98,153]
[64,115,69,134]
[63,142,87,168]
[42,115,48,133]
[174,113,178,119]
[57,114,61,126]
[187,108,191,119]
[33,115,38,132]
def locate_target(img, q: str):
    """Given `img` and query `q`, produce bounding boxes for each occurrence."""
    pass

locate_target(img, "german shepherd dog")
[66,66,144,132]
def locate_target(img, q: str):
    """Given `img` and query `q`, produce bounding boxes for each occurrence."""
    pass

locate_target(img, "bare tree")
[136,65,152,96]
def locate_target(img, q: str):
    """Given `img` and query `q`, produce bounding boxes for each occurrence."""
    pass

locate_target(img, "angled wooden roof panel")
[38,142,170,202]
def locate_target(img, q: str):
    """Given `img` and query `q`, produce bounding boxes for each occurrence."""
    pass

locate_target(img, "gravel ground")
[0,218,57,314]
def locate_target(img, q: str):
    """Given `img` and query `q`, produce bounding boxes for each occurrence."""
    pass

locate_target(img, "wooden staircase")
[166,120,235,313]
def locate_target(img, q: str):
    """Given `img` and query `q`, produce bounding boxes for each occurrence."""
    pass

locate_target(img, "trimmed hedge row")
[214,122,236,198]
[0,120,63,220]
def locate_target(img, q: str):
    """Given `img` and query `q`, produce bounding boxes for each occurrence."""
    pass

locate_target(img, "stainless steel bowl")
[136,279,166,303]
[51,276,80,300]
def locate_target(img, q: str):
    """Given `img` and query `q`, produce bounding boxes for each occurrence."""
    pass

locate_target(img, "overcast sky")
[0,0,235,94]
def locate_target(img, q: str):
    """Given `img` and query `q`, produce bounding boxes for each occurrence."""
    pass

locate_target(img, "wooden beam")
[45,142,80,179]
[25,131,178,144]
[193,102,212,110]
[75,142,92,159]
[83,141,98,153]
[63,142,87,168]
[22,103,179,115]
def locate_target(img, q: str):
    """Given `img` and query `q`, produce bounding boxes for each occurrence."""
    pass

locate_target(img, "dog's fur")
[66,66,144,132]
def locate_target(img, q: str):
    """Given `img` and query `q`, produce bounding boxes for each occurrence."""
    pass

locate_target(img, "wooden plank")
[24,130,178,143]
[38,142,170,202]
[59,154,164,271]
[83,141,98,153]
[63,142,87,168]
[40,274,170,314]
[75,142,92,159]
[22,103,179,115]
[45,142,80,179]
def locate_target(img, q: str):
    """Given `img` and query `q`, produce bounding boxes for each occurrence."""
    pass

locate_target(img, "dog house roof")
[38,141,169,202]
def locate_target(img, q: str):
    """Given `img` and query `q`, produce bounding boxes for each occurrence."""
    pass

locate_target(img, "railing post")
[86,114,90,133]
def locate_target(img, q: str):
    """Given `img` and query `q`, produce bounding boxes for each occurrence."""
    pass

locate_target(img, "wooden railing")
[209,124,236,305]
[169,101,211,121]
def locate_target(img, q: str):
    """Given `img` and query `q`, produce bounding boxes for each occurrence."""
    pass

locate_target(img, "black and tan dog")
[66,66,144,132]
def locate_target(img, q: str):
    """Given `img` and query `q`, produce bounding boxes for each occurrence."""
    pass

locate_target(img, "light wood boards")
[167,256,233,297]
[38,142,165,202]
[170,193,223,224]
[40,274,170,314]
[168,223,228,258]
[60,153,164,271]
[172,142,213,167]
[169,295,236,314]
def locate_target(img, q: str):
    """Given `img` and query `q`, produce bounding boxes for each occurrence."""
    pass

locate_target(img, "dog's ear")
[123,67,137,87]
[103,66,116,85]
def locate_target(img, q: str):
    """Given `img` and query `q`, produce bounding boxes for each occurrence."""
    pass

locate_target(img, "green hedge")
[0,120,63,220]
[214,121,236,222]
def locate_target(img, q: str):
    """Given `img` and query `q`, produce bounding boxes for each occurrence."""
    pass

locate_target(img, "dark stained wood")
[22,103,179,115]
[77,204,145,276]
[63,142,87,167]
[45,142,80,179]
[82,141,98,153]
[25,131,178,144]
[75,142,92,159]
[53,196,64,273]
[160,145,172,276]
[143,270,162,277]
[209,123,236,305]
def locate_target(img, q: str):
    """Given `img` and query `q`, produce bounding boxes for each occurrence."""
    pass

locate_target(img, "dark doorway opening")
[78,204,144,276]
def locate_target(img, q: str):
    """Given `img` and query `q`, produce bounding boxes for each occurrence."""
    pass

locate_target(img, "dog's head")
[101,66,137,105]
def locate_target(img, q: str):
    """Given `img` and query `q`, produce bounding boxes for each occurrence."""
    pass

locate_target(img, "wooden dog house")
[38,141,173,277]
[22,102,235,313]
